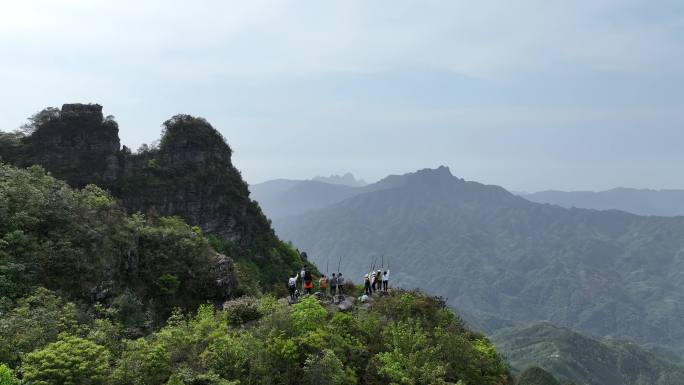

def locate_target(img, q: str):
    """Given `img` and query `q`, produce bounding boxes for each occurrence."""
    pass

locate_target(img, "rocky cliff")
[2,104,272,243]
[1,104,304,288]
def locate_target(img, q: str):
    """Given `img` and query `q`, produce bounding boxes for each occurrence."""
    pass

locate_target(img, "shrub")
[303,349,357,385]
[0,364,17,385]
[21,334,110,385]
[290,297,328,335]
[0,288,79,366]
[223,296,262,327]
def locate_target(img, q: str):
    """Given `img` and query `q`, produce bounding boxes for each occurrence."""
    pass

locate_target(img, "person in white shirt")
[382,270,390,292]
[288,273,299,300]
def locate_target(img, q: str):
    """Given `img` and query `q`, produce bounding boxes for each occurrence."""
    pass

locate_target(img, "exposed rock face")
[10,104,121,188]
[0,104,284,298]
[2,105,275,246]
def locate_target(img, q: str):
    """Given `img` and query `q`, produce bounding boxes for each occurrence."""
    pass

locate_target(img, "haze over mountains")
[522,189,684,217]
[255,166,684,354]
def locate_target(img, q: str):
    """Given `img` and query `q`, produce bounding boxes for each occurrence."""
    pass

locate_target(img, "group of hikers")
[288,267,347,300]
[363,269,389,296]
[287,263,390,301]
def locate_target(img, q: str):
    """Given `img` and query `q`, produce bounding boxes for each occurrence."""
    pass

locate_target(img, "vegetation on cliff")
[0,286,512,385]
[0,163,234,326]
[0,105,312,291]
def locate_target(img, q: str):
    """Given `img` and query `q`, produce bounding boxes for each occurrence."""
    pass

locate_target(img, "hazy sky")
[1,0,683,192]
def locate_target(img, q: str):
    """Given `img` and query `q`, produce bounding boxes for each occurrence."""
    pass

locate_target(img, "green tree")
[112,339,171,385]
[0,364,17,385]
[21,334,110,385]
[290,297,327,335]
[373,320,448,385]
[0,288,78,366]
[303,349,356,385]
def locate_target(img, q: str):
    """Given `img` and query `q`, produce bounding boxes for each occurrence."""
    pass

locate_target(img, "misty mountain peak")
[311,172,367,187]
[404,166,457,185]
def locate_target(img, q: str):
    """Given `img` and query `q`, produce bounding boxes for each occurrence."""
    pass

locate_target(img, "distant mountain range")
[262,166,684,352]
[312,172,367,187]
[250,173,373,220]
[493,323,684,385]
[521,188,684,217]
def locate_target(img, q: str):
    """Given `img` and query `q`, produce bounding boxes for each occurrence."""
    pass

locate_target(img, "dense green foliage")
[275,166,684,349]
[0,163,230,324]
[21,335,110,385]
[0,364,17,385]
[492,323,684,385]
[0,288,512,385]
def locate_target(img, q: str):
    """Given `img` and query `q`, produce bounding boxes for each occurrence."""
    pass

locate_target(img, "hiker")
[331,273,337,296]
[377,270,382,292]
[304,276,313,295]
[300,266,307,291]
[319,274,328,295]
[337,273,345,295]
[288,272,298,301]
[364,274,372,295]
[382,269,389,292]
[302,268,313,295]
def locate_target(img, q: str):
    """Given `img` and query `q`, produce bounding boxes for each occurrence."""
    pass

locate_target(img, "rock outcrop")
[0,103,309,293]
[2,104,276,246]
[7,104,121,188]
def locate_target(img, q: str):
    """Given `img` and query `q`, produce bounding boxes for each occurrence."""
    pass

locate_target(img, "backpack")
[288,278,296,288]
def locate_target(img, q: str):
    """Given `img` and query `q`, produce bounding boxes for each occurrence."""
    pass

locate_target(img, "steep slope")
[0,104,309,288]
[523,188,684,217]
[0,163,235,324]
[276,167,684,349]
[492,323,684,385]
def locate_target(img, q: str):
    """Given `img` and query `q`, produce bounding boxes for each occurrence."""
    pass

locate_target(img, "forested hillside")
[276,167,684,350]
[493,323,684,385]
[0,164,236,325]
[1,247,516,384]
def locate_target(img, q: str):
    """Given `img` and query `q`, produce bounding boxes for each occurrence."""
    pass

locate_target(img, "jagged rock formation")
[4,104,121,188]
[0,104,307,290]
[1,104,275,245]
